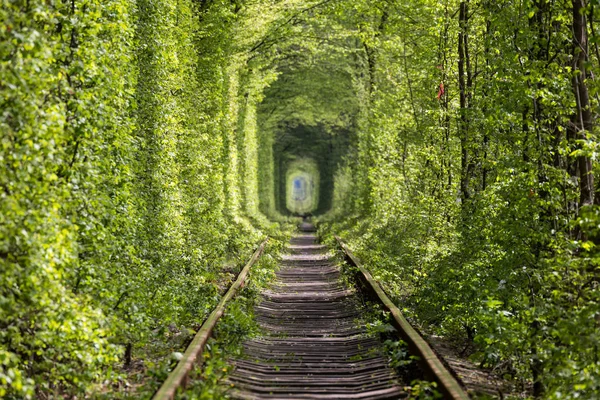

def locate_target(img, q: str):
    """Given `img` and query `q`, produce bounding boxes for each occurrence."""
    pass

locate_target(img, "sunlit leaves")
[321,0,600,397]
[1,0,282,397]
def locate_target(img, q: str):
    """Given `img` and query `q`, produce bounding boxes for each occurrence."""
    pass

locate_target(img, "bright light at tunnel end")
[286,158,319,215]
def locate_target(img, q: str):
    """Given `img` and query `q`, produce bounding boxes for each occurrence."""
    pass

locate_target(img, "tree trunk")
[572,0,595,208]
[123,342,133,369]
[362,10,388,96]
[458,0,470,204]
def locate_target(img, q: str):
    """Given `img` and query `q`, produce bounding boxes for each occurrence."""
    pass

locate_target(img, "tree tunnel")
[255,35,359,217]
[7,1,600,397]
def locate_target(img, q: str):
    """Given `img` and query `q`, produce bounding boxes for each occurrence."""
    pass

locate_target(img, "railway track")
[154,223,469,399]
[226,224,404,399]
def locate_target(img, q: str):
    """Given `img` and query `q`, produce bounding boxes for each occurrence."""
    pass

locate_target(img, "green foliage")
[1,0,289,397]
[317,0,600,397]
[1,0,135,396]
[5,0,600,397]
[408,380,442,400]
[384,340,414,369]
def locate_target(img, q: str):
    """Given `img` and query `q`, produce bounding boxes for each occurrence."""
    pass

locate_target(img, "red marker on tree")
[437,82,445,100]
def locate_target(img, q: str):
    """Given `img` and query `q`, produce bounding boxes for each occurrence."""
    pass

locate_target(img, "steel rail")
[153,239,269,400]
[335,236,470,400]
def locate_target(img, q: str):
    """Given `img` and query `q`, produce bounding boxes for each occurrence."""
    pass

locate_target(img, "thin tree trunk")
[458,0,470,204]
[440,0,452,192]
[482,19,492,191]
[362,10,388,96]
[572,0,595,207]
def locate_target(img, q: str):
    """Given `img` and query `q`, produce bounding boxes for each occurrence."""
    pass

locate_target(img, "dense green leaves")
[1,0,136,396]
[318,0,600,397]
[0,0,287,397]
[4,0,600,398]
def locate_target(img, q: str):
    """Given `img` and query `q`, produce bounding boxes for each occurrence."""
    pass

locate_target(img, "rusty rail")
[335,236,470,400]
[153,239,269,400]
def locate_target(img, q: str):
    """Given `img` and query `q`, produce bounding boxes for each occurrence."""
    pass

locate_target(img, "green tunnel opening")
[286,158,320,215]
